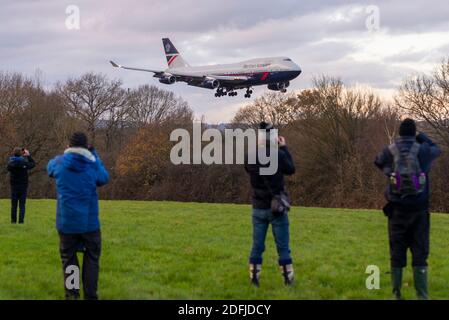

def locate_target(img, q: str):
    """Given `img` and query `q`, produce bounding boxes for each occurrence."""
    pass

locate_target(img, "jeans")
[11,186,27,223]
[59,230,102,300]
[249,208,292,266]
[388,209,429,268]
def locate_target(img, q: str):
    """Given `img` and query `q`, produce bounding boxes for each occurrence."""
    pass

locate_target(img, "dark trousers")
[59,230,102,300]
[249,208,292,266]
[388,208,430,268]
[11,186,27,223]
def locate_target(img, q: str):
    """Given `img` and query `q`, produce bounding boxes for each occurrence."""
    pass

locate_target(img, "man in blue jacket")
[375,119,441,300]
[47,132,109,300]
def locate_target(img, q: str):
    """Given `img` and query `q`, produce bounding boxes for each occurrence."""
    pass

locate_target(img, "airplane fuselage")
[166,57,301,90]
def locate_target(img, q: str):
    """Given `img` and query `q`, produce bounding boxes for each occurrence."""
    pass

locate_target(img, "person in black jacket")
[375,119,441,300]
[244,122,296,286]
[7,147,35,224]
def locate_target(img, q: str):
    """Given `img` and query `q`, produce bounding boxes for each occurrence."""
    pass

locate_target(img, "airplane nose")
[292,63,302,77]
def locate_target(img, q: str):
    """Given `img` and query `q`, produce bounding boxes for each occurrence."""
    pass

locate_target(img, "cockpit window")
[283,58,292,61]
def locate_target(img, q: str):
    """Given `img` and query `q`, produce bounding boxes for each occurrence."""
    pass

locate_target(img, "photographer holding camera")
[244,122,296,287]
[47,132,109,300]
[375,118,441,300]
[7,147,35,224]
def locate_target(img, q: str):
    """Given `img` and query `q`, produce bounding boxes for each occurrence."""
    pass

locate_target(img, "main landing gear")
[215,88,238,97]
[214,87,253,97]
[215,87,226,97]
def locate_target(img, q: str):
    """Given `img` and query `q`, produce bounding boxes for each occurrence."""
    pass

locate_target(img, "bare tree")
[396,58,449,148]
[0,72,33,117]
[232,91,298,126]
[127,84,192,126]
[57,72,126,142]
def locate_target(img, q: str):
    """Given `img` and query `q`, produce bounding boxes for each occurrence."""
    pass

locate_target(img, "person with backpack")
[47,132,109,300]
[245,122,296,286]
[7,147,35,224]
[375,118,441,300]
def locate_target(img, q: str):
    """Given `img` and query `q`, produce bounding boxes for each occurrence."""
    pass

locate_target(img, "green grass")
[0,199,448,300]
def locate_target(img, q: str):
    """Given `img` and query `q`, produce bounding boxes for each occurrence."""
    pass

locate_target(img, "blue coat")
[47,148,109,234]
[375,133,441,209]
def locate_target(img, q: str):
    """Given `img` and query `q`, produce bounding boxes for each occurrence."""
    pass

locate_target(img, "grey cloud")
[1,0,449,122]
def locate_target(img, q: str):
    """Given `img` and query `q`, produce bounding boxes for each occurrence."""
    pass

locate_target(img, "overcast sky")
[1,0,448,122]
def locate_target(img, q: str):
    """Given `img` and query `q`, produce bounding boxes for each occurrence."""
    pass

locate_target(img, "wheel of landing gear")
[249,90,253,94]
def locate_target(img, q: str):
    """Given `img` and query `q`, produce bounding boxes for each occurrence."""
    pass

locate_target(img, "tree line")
[1,59,448,212]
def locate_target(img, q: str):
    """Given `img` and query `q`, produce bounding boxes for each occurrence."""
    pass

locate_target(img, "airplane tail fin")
[162,38,190,69]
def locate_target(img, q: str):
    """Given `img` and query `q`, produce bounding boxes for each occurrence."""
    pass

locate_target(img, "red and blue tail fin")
[162,38,189,69]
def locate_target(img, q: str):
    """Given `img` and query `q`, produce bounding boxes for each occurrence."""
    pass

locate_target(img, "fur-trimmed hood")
[61,147,96,172]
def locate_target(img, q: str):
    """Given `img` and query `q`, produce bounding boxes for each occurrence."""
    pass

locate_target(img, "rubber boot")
[249,264,261,287]
[65,290,80,300]
[413,267,429,300]
[391,267,403,300]
[280,264,294,286]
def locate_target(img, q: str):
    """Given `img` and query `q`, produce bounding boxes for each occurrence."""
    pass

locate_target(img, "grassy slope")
[0,199,448,300]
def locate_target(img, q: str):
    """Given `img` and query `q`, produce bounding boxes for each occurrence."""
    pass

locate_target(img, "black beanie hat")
[259,121,274,130]
[69,132,88,148]
[399,118,416,137]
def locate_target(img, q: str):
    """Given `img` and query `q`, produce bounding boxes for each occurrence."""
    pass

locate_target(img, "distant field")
[0,199,448,300]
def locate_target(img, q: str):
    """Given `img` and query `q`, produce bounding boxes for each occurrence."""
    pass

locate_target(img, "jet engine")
[202,77,220,89]
[267,81,290,91]
[159,75,176,84]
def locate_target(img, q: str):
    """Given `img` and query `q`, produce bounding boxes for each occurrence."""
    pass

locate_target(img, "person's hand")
[278,136,287,147]
[23,149,30,156]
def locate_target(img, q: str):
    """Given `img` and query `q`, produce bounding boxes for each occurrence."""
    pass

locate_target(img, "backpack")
[388,142,426,197]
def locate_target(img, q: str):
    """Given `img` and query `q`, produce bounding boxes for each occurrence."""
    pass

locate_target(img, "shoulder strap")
[388,143,400,165]
[409,141,420,156]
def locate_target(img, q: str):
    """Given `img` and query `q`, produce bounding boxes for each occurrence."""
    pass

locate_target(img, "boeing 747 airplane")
[110,38,302,98]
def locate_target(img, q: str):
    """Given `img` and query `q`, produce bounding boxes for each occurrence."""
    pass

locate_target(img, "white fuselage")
[166,57,301,79]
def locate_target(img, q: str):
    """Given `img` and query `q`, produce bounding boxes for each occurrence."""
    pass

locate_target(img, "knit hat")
[69,132,88,148]
[399,118,416,137]
[259,121,274,130]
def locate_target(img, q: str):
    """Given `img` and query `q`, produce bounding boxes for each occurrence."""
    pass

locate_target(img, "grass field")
[0,199,448,300]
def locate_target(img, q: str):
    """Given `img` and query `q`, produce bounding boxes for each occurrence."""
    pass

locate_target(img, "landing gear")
[215,87,227,97]
[281,88,287,93]
[214,87,241,97]
[226,89,237,96]
[244,87,253,98]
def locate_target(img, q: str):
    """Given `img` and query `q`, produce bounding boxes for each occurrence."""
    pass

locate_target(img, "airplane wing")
[110,61,164,75]
[110,60,249,86]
